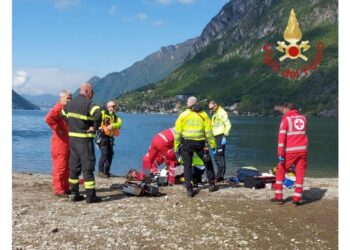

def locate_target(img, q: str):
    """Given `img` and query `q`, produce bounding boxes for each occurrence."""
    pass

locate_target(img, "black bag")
[236,166,261,182]
[244,176,265,189]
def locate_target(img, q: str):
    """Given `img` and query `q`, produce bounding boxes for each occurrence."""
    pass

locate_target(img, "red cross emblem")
[294,118,305,130]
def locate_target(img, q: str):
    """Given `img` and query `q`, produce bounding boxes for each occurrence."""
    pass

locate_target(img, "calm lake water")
[12,110,338,177]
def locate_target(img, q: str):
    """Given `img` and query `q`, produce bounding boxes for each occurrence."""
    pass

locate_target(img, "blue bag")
[236,166,261,182]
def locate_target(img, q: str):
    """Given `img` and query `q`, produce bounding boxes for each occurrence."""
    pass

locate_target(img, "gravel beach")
[12,173,338,250]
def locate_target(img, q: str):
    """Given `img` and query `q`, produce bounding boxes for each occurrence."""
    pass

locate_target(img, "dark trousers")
[69,138,95,181]
[98,137,114,174]
[182,140,216,189]
[214,134,226,179]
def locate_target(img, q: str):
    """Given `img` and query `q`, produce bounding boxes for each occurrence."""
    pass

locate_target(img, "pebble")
[238,240,249,247]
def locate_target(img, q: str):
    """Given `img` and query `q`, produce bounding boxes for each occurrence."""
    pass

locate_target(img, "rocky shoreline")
[13,173,338,250]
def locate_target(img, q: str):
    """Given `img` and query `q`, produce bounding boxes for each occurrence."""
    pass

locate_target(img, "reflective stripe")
[67,112,94,121]
[286,117,293,132]
[69,178,79,184]
[89,106,100,116]
[278,143,284,147]
[287,131,306,135]
[84,181,96,189]
[286,146,307,152]
[295,183,303,188]
[183,129,204,134]
[158,132,168,143]
[276,180,283,185]
[275,190,283,194]
[69,132,96,138]
[293,192,302,197]
[279,130,286,134]
[61,109,68,117]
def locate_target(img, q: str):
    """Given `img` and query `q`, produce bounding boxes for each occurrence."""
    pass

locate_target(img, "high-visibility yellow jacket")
[174,109,216,151]
[211,106,231,136]
[100,109,122,137]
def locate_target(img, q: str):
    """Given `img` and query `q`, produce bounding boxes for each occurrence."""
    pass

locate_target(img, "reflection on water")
[12,110,338,177]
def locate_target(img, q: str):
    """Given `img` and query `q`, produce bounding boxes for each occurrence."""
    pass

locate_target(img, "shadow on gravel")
[284,188,328,206]
[99,192,128,202]
[302,188,328,205]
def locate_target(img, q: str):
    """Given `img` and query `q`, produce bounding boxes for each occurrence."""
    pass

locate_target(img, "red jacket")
[45,102,69,153]
[153,128,175,149]
[278,110,308,156]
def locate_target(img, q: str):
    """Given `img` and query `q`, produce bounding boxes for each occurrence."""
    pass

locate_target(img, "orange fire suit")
[45,102,70,194]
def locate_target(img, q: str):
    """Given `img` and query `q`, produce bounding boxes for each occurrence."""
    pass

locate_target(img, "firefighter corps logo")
[277,9,310,61]
[262,9,324,80]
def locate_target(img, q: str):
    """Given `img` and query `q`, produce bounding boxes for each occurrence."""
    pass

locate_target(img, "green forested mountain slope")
[82,38,197,103]
[118,0,337,115]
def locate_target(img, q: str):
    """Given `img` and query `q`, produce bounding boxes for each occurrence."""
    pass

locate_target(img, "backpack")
[236,166,261,182]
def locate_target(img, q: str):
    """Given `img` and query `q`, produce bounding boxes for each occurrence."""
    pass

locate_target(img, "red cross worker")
[273,103,308,205]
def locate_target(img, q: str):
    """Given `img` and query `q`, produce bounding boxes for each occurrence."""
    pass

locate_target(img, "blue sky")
[13,0,229,95]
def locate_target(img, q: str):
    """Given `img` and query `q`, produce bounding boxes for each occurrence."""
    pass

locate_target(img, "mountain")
[22,94,59,108]
[12,90,40,110]
[118,0,338,115]
[83,38,198,103]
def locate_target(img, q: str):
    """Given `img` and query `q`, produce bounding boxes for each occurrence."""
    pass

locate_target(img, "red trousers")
[51,150,70,194]
[274,153,307,202]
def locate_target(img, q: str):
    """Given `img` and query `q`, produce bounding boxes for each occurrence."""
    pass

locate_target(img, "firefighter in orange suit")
[272,103,308,205]
[142,128,177,185]
[45,90,72,197]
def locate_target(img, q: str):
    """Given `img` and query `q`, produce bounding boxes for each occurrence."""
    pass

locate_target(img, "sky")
[13,0,229,95]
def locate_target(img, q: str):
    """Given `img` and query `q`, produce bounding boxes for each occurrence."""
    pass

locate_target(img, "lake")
[12,110,338,177]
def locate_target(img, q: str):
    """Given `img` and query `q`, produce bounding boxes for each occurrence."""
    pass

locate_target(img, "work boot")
[187,188,194,198]
[98,172,109,178]
[70,184,84,202]
[293,200,302,206]
[270,198,284,204]
[208,184,219,192]
[86,189,102,204]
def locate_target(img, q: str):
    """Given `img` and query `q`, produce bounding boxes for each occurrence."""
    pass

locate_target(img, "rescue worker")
[141,128,178,185]
[208,100,232,182]
[61,82,102,203]
[45,89,72,197]
[97,100,122,178]
[272,102,308,206]
[174,96,218,197]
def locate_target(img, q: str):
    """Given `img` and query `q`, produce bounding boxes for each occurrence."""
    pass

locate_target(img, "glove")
[211,149,217,156]
[278,155,285,163]
[221,136,227,146]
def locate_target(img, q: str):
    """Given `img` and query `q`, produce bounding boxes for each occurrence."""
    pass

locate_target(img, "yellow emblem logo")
[277,9,310,61]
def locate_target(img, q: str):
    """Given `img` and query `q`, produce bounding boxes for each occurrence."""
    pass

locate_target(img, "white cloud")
[152,20,165,27]
[13,71,31,89]
[12,67,91,95]
[108,5,117,15]
[52,0,80,10]
[136,13,148,21]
